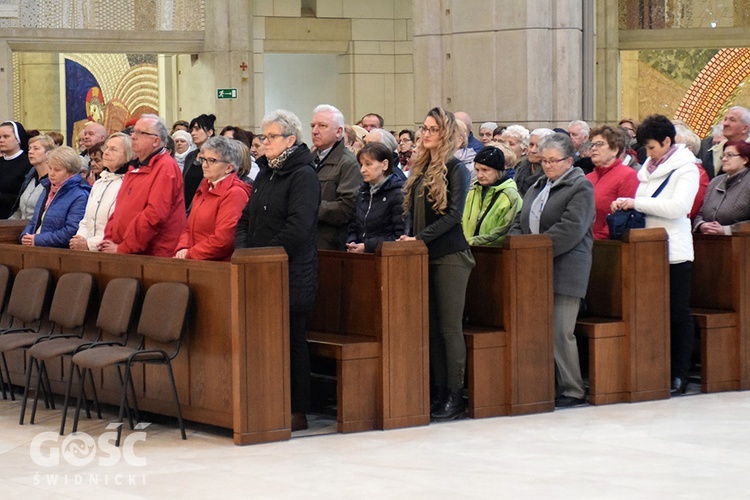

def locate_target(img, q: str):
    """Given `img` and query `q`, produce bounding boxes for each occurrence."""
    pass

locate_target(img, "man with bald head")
[100,114,186,256]
[454,111,483,153]
[81,122,107,167]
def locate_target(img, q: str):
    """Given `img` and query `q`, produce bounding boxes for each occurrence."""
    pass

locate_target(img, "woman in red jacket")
[586,125,640,239]
[174,136,250,261]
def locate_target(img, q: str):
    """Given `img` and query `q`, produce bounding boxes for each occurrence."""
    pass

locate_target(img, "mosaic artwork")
[65,54,159,146]
[619,0,750,29]
[676,48,750,138]
[632,48,750,138]
[0,0,204,30]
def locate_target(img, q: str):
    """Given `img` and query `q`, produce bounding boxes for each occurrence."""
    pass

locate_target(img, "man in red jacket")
[99,114,186,256]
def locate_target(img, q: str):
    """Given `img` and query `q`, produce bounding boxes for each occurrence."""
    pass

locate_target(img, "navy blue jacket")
[347,173,405,253]
[21,174,91,248]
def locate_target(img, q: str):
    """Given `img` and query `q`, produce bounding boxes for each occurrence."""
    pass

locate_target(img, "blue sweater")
[21,174,91,248]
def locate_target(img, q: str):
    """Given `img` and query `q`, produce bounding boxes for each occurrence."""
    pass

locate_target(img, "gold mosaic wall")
[0,0,204,30]
[628,48,750,138]
[620,0,750,29]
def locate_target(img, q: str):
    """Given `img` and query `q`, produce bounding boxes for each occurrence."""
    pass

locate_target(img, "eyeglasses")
[196,157,227,166]
[721,152,741,159]
[590,141,607,149]
[398,138,413,144]
[541,158,568,166]
[132,130,159,138]
[260,133,291,142]
[419,126,441,136]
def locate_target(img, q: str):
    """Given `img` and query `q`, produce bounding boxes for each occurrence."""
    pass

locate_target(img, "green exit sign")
[217,88,237,99]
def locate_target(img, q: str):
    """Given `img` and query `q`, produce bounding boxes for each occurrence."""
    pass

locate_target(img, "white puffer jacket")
[75,169,125,251]
[634,144,699,264]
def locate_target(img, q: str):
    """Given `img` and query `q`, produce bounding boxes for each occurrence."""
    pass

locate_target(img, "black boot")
[430,390,466,422]
[430,386,446,414]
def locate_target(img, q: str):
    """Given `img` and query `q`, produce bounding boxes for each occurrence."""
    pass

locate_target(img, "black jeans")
[670,262,694,381]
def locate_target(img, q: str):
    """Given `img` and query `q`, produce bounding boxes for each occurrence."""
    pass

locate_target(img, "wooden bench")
[575,228,670,404]
[0,221,292,446]
[692,223,750,393]
[464,235,555,418]
[308,241,429,433]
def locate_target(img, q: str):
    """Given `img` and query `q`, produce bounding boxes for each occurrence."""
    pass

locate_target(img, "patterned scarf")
[268,144,298,170]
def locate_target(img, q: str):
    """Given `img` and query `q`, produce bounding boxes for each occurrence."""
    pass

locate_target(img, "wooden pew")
[691,223,750,392]
[575,228,670,404]
[308,241,430,433]
[0,237,291,446]
[464,235,555,418]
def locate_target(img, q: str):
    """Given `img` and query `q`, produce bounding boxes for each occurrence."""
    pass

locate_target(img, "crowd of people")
[2,103,750,428]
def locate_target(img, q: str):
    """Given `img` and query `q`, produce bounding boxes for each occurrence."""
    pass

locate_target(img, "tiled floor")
[1,390,749,499]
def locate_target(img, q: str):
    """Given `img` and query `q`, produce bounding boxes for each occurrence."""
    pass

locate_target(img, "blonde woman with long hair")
[399,107,475,421]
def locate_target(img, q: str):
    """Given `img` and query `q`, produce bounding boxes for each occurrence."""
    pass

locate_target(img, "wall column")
[177,0,254,130]
[0,41,13,119]
[412,0,585,130]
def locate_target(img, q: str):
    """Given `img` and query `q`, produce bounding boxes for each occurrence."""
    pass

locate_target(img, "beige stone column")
[412,0,587,130]
[0,41,12,119]
[595,0,621,124]
[177,0,254,130]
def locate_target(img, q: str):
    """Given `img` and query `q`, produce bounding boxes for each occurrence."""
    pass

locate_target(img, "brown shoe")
[291,412,308,432]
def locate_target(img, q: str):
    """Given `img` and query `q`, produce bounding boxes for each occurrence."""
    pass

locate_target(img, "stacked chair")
[0,266,191,447]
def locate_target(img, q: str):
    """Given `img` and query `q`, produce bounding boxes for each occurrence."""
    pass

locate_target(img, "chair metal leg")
[72,368,88,434]
[1,353,15,401]
[87,368,102,419]
[127,369,141,425]
[166,361,186,440]
[19,356,37,425]
[40,362,55,410]
[0,359,7,400]
[60,361,78,435]
[116,365,132,447]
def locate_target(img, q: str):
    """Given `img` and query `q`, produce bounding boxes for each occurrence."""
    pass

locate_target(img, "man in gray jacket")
[310,104,363,250]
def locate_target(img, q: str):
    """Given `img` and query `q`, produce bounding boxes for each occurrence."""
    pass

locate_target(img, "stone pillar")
[595,0,621,124]
[0,41,12,119]
[412,0,586,130]
[177,0,254,130]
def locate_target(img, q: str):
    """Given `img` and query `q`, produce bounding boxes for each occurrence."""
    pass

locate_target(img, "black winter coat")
[235,144,321,312]
[347,173,405,253]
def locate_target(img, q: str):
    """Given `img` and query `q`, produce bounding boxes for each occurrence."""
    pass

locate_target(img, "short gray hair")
[568,120,590,136]
[201,136,242,171]
[261,109,302,145]
[140,113,169,146]
[312,104,345,128]
[501,124,531,148]
[367,128,398,152]
[530,128,555,140]
[539,132,576,159]
[673,122,701,155]
[728,106,750,127]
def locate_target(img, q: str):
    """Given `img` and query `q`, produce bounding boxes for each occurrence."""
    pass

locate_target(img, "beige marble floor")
[1,391,750,499]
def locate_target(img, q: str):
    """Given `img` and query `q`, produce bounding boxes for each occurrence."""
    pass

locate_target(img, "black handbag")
[606,169,675,240]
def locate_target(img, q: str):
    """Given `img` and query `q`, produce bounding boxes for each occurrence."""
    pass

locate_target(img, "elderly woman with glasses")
[234,109,320,432]
[174,136,250,261]
[399,107,475,422]
[585,125,640,239]
[694,140,750,234]
[510,133,595,408]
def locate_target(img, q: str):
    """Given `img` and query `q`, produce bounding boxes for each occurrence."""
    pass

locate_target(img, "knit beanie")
[474,146,505,171]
